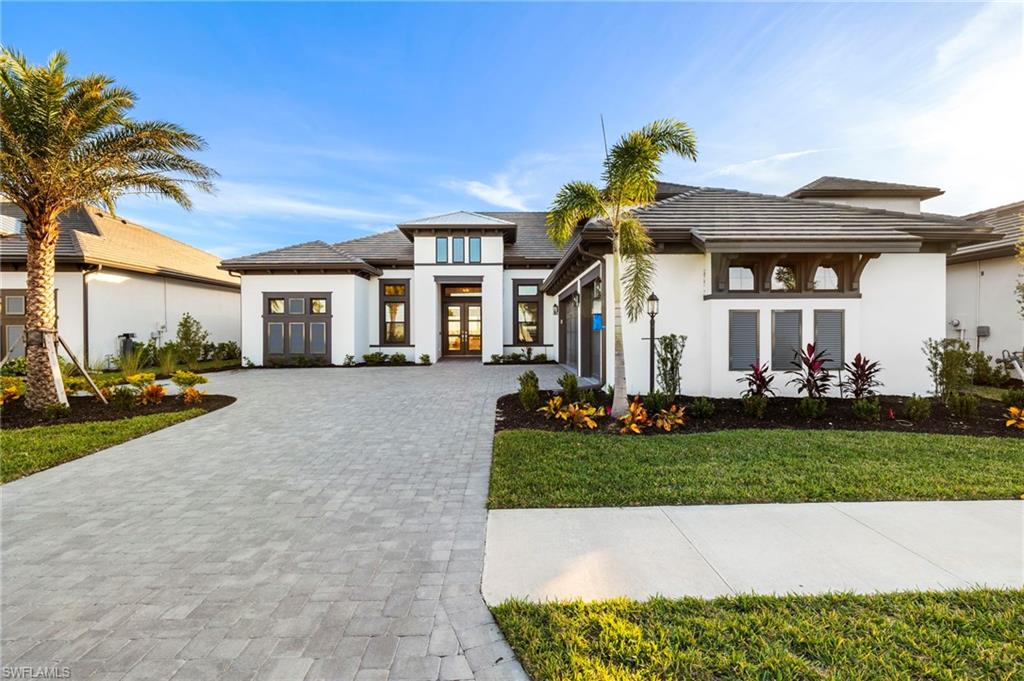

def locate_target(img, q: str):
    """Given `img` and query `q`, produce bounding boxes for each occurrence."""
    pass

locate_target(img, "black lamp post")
[647,292,659,393]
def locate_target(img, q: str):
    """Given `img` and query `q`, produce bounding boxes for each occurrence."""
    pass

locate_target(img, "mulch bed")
[495,391,1022,439]
[1,394,236,429]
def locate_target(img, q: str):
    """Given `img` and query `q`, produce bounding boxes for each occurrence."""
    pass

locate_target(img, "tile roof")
[0,202,237,287]
[333,230,415,265]
[480,212,564,262]
[788,176,943,199]
[398,211,515,227]
[949,200,1024,263]
[220,240,377,272]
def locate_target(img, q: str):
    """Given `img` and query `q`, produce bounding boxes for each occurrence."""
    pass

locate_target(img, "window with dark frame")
[268,298,284,314]
[729,310,759,371]
[813,265,840,291]
[380,280,410,345]
[468,236,481,263]
[435,237,448,263]
[452,237,465,263]
[771,310,802,370]
[728,266,756,292]
[513,280,543,345]
[262,292,331,364]
[814,310,844,369]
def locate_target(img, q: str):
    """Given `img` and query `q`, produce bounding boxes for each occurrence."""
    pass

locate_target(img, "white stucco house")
[946,200,1023,359]
[221,177,998,397]
[0,203,240,366]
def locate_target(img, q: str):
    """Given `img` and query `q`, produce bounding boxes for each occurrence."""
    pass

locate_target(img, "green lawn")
[493,589,1024,680]
[489,429,1024,508]
[1,410,203,482]
[970,384,1010,402]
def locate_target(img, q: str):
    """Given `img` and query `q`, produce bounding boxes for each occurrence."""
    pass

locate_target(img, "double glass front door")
[444,302,482,355]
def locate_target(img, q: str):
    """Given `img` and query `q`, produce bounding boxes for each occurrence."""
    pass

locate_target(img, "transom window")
[0,289,28,360]
[771,265,798,292]
[442,285,481,297]
[4,295,25,315]
[268,298,285,314]
[813,266,840,291]
[728,266,756,292]
[513,279,543,345]
[287,297,305,314]
[311,298,327,314]
[380,279,410,345]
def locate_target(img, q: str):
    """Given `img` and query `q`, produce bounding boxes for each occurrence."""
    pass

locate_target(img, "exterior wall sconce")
[552,303,559,316]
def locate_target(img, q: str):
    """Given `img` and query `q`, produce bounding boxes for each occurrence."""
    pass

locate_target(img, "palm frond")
[603,118,698,208]
[546,181,603,247]
[618,216,655,322]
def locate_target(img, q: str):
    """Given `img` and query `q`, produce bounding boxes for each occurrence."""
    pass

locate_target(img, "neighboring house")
[946,200,1024,356]
[0,203,240,366]
[221,178,995,397]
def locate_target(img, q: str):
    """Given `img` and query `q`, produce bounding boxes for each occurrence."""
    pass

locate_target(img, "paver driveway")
[2,362,562,681]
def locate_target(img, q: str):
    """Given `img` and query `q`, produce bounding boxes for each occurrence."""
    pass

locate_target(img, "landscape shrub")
[741,394,768,419]
[1005,406,1024,429]
[1,356,27,376]
[795,397,827,419]
[969,351,1009,387]
[43,403,71,420]
[419,353,431,365]
[903,394,932,422]
[1001,388,1024,407]
[787,344,832,398]
[175,313,210,370]
[563,403,599,430]
[618,398,651,434]
[116,345,146,377]
[642,390,672,414]
[922,338,971,401]
[215,341,241,361]
[342,355,355,367]
[126,373,156,388]
[362,352,387,365]
[738,362,776,397]
[557,372,579,402]
[171,370,208,391]
[182,386,204,405]
[1,376,25,406]
[534,353,548,362]
[63,375,89,394]
[156,345,177,376]
[389,352,407,364]
[538,396,565,419]
[851,397,881,422]
[518,370,541,411]
[946,392,979,421]
[654,404,687,432]
[137,383,166,406]
[840,354,883,398]
[656,333,687,396]
[109,385,137,410]
[689,396,715,418]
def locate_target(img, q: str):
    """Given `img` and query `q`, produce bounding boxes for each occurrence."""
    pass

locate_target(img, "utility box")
[977,325,991,338]
[117,332,137,358]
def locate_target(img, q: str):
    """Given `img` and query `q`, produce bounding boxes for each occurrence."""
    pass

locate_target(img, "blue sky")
[5,2,1022,256]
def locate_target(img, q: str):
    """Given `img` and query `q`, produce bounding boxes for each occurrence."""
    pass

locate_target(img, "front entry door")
[443,302,482,356]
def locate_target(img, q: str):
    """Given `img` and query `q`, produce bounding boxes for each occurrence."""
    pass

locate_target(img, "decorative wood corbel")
[761,253,786,291]
[804,254,824,290]
[850,253,880,291]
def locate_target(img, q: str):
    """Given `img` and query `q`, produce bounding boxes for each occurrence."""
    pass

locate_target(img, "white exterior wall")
[366,269,415,357]
[502,268,556,357]
[0,268,239,365]
[239,273,358,366]
[0,270,86,360]
[947,255,1024,355]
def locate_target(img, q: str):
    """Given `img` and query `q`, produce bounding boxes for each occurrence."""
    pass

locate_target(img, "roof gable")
[949,200,1024,263]
[789,176,943,199]
[221,240,378,273]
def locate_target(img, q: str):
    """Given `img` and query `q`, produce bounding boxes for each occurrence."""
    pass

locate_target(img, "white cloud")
[445,175,531,211]
[191,181,400,227]
[706,149,829,183]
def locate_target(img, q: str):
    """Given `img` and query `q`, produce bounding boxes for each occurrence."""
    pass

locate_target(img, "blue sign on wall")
[592,313,604,331]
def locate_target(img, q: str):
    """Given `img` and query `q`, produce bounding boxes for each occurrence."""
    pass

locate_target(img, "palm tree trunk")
[24,220,62,409]
[609,237,628,417]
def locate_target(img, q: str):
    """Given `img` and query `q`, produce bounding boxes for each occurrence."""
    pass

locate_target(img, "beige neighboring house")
[0,202,240,366]
[946,200,1024,357]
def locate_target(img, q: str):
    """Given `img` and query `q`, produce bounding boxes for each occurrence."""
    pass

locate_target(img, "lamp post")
[647,292,659,393]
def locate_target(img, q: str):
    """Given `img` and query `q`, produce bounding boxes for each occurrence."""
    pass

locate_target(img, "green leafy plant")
[618,397,652,434]
[116,344,146,378]
[946,393,979,421]
[534,353,548,362]
[126,372,156,388]
[795,397,827,419]
[654,404,687,432]
[342,354,355,367]
[1,356,27,376]
[389,352,407,364]
[1002,388,1024,407]
[969,351,1010,387]
[903,394,932,422]
[109,385,137,411]
[851,397,881,422]
[656,333,687,396]
[156,345,177,376]
[518,370,541,411]
[419,353,431,365]
[557,372,579,402]
[741,394,769,419]
[362,352,387,365]
[171,370,207,392]
[538,396,565,419]
[175,313,210,370]
[63,375,88,394]
[689,397,715,419]
[642,390,672,414]
[1,376,25,406]
[562,402,599,430]
[43,403,71,420]
[214,340,241,361]
[922,338,972,401]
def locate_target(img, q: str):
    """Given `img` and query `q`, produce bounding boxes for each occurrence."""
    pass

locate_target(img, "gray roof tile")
[950,200,1024,261]
[221,240,371,270]
[789,176,943,199]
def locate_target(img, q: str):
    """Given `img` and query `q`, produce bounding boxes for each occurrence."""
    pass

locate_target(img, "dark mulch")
[495,391,1022,439]
[2,394,236,430]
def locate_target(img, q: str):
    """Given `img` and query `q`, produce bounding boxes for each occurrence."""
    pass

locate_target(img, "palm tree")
[0,48,215,409]
[546,119,697,416]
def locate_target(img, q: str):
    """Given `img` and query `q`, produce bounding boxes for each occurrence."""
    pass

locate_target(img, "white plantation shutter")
[814,310,844,369]
[729,310,759,371]
[772,310,802,370]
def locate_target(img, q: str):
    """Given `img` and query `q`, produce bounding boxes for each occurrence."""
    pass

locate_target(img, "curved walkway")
[2,362,562,681]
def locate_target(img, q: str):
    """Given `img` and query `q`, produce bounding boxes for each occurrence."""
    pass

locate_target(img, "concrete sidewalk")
[483,500,1024,603]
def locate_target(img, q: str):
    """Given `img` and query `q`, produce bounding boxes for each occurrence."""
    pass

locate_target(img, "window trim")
[468,236,481,263]
[512,278,544,346]
[771,309,803,371]
[451,236,465,263]
[728,309,760,372]
[261,292,331,365]
[728,264,758,293]
[435,237,448,263]
[814,309,845,370]
[379,278,411,346]
[811,264,842,292]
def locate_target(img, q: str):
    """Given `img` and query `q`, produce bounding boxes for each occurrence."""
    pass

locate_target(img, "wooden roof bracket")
[850,253,880,292]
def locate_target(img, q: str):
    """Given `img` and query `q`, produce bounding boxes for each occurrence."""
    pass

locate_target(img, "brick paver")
[2,362,562,680]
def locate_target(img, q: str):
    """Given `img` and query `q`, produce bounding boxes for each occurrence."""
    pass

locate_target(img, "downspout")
[82,264,101,366]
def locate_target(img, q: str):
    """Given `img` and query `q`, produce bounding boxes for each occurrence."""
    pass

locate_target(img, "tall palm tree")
[0,48,215,409]
[546,119,697,416]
